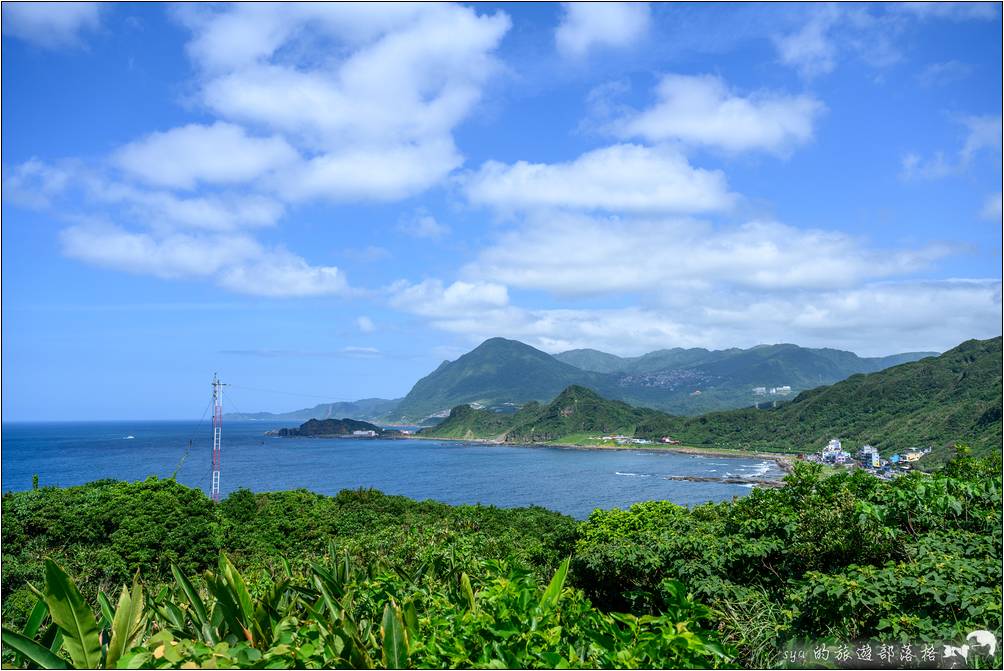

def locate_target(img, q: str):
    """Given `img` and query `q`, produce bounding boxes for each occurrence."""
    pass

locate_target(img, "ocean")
[1,420,784,519]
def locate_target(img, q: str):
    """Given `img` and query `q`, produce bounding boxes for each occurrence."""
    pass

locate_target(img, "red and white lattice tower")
[211,374,225,503]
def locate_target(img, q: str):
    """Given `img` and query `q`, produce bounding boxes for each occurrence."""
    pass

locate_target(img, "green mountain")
[390,338,610,421]
[556,343,937,415]
[637,337,1001,460]
[423,337,1002,462]
[422,385,662,443]
[225,398,400,422]
[273,417,401,438]
[228,340,937,422]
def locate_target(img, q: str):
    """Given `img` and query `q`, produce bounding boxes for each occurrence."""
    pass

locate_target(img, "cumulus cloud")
[555,2,650,58]
[389,279,510,318]
[392,279,1001,357]
[463,213,953,296]
[2,2,101,48]
[113,122,298,190]
[613,74,824,154]
[174,3,510,202]
[59,223,348,297]
[4,4,517,298]
[463,144,735,214]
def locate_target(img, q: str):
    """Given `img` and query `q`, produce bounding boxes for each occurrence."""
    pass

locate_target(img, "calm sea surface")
[1,421,783,519]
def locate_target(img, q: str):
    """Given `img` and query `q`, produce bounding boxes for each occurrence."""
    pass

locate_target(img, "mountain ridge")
[423,337,1000,463]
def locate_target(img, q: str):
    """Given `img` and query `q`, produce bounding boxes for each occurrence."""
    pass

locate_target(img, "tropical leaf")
[171,564,209,630]
[539,558,570,613]
[1,627,70,670]
[41,559,102,669]
[380,602,408,669]
[106,574,146,670]
[97,591,115,629]
[460,573,476,612]
[218,552,255,630]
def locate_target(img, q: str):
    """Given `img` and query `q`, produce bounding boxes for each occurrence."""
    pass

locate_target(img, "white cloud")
[463,213,952,296]
[555,2,650,58]
[2,2,100,48]
[463,144,735,214]
[219,253,347,297]
[1,158,73,207]
[276,140,462,202]
[773,4,997,79]
[389,279,509,318]
[916,60,973,87]
[91,182,285,232]
[356,316,376,333]
[113,122,298,190]
[398,212,450,239]
[614,74,824,154]
[960,115,1003,163]
[774,9,840,78]
[59,223,349,297]
[981,192,1002,221]
[175,3,510,202]
[393,279,1001,357]
[902,115,1002,181]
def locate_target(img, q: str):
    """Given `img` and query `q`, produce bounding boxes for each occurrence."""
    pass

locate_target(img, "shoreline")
[408,434,797,475]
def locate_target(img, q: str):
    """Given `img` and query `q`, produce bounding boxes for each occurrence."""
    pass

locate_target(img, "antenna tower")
[211,374,227,503]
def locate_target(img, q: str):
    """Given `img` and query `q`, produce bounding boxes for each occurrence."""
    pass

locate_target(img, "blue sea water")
[1,421,783,519]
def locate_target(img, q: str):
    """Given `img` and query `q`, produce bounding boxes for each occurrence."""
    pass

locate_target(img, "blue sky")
[2,2,1001,420]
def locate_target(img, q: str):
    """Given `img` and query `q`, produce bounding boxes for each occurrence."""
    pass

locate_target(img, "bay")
[1,420,784,519]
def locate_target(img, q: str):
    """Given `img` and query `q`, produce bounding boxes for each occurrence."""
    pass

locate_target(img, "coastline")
[409,434,797,474]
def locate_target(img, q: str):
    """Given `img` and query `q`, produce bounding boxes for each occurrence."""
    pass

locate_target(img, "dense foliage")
[637,337,1002,460]
[573,448,1003,666]
[422,386,660,443]
[2,448,1000,668]
[274,418,400,438]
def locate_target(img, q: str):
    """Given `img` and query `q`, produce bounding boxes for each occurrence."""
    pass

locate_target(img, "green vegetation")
[273,418,400,438]
[422,338,1002,462]
[555,343,935,382]
[2,448,1000,669]
[391,338,610,422]
[422,386,662,443]
[638,337,1002,461]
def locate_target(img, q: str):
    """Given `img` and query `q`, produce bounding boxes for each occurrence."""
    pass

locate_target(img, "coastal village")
[802,438,931,478]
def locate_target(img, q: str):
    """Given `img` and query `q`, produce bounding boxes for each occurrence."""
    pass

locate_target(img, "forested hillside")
[639,337,1002,460]
[423,338,1002,461]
